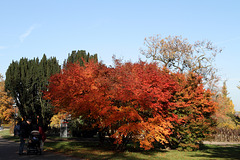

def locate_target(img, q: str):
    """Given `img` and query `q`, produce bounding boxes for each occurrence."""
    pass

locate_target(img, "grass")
[43,141,240,160]
[1,129,240,160]
[1,123,12,128]
[0,129,19,142]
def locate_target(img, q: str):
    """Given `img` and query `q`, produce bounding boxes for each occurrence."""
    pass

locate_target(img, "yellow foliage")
[0,74,14,122]
[215,81,237,129]
[50,112,68,127]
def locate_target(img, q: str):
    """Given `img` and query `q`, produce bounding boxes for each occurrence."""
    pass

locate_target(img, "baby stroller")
[27,130,42,155]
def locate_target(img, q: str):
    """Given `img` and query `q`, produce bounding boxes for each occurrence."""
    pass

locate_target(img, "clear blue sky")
[1,0,240,111]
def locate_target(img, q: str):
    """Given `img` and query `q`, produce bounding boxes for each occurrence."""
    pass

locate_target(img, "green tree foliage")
[5,54,60,129]
[228,113,240,127]
[64,50,98,68]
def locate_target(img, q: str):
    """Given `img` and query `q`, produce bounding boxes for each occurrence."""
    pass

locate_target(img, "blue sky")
[1,0,240,111]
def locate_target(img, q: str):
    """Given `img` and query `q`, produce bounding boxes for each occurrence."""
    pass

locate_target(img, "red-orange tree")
[44,60,217,150]
[105,60,180,150]
[168,72,217,150]
[44,60,180,150]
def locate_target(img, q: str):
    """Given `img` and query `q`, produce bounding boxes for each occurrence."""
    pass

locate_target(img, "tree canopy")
[5,54,61,128]
[44,59,217,150]
[5,50,99,129]
[0,74,14,123]
[214,81,236,129]
[64,50,98,68]
[141,35,222,91]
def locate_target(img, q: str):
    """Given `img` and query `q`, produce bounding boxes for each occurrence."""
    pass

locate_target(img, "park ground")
[0,128,240,160]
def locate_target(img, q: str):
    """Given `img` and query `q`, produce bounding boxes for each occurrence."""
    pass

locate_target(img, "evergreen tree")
[5,54,60,129]
[214,81,236,129]
[63,50,98,68]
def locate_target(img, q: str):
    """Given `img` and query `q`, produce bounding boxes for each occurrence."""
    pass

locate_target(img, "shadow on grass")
[4,133,240,160]
[1,135,20,142]
[191,144,240,160]
[44,138,168,160]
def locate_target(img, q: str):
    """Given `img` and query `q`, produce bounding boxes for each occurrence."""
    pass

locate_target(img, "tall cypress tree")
[63,50,98,68]
[5,54,60,129]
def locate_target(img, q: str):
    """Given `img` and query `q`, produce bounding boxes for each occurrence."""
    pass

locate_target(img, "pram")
[27,130,42,155]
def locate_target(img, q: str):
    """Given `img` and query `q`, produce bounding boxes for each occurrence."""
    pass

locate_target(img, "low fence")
[211,128,240,142]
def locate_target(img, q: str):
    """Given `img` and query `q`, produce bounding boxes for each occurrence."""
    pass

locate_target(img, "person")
[14,119,22,136]
[36,117,46,148]
[38,125,46,148]
[19,119,32,155]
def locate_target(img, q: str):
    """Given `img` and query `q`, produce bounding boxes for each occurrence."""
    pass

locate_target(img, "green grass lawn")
[44,141,240,160]
[0,129,19,142]
[1,129,240,160]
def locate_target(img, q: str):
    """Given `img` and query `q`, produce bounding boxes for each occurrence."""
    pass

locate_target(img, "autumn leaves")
[0,74,14,123]
[44,59,217,150]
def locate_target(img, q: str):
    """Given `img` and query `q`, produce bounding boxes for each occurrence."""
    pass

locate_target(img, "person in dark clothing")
[19,119,32,155]
[14,120,21,136]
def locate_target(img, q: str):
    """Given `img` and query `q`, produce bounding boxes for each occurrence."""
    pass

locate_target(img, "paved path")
[203,141,240,145]
[0,136,82,160]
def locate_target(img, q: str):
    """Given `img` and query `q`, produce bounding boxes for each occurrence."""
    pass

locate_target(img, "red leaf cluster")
[44,60,217,150]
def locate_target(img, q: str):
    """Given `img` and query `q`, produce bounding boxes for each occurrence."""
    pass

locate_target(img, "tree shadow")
[191,144,240,160]
[44,138,169,160]
[1,135,20,142]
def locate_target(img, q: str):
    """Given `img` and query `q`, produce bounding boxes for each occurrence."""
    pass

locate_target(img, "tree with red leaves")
[44,60,180,150]
[168,72,217,150]
[104,60,180,150]
[44,59,217,150]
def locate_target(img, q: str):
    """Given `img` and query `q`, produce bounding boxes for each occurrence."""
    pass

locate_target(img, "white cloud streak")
[0,46,6,49]
[19,25,36,42]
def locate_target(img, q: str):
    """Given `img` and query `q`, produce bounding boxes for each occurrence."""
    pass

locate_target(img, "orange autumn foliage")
[105,60,179,150]
[44,60,217,150]
[168,72,217,150]
[0,74,14,122]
